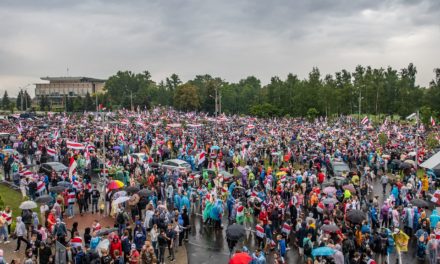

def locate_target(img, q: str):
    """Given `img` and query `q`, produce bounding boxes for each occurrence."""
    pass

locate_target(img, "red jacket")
[110,238,122,259]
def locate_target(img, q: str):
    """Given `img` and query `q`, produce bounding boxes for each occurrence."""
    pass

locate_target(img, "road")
[186,178,422,264]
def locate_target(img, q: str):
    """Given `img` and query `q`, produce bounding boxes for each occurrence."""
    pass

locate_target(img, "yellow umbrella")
[276,171,287,177]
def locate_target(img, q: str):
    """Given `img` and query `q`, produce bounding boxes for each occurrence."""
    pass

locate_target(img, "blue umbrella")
[312,247,336,257]
[211,145,220,150]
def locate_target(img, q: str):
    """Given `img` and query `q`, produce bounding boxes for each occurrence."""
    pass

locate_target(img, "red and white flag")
[255,225,265,238]
[120,119,129,125]
[70,237,83,248]
[69,157,77,179]
[431,116,436,126]
[46,147,56,157]
[198,151,206,165]
[66,141,85,150]
[361,116,369,125]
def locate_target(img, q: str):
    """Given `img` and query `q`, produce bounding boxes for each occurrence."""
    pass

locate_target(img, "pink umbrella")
[323,186,337,194]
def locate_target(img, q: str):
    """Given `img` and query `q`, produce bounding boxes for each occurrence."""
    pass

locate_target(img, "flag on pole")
[66,141,85,150]
[431,116,436,126]
[361,116,369,125]
[69,156,77,179]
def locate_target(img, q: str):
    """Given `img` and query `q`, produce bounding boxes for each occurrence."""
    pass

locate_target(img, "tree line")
[2,63,439,119]
[101,63,439,119]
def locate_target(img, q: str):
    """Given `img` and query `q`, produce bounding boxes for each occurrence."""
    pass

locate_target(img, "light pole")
[358,88,362,127]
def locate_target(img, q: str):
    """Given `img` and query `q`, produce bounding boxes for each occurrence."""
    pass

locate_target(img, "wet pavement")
[186,178,423,264]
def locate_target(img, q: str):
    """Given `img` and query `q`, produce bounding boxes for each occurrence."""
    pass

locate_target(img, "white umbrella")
[96,238,110,257]
[19,200,38,210]
[113,196,130,205]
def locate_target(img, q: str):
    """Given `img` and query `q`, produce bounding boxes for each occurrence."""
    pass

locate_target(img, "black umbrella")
[125,186,140,193]
[411,199,429,208]
[49,185,66,193]
[346,210,366,224]
[399,162,412,169]
[226,223,246,241]
[35,195,54,204]
[321,224,340,233]
[96,227,118,236]
[138,189,153,197]
[322,181,335,188]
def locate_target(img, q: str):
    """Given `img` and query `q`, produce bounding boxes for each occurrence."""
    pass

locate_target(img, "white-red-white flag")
[66,141,85,150]
[361,116,369,125]
[198,151,206,165]
[46,147,56,157]
[69,156,77,179]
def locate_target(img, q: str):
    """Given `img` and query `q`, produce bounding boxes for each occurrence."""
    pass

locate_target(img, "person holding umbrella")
[13,216,28,252]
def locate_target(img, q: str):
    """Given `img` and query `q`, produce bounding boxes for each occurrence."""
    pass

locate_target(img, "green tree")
[73,96,83,112]
[419,106,437,128]
[306,108,319,122]
[378,132,388,148]
[39,95,47,111]
[83,92,95,111]
[173,83,200,111]
[2,91,10,110]
[426,133,439,151]
[249,103,278,118]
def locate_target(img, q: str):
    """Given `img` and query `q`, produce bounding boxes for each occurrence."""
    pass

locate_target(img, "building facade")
[35,76,106,105]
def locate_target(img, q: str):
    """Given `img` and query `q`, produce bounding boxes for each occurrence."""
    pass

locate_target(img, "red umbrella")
[229,252,252,264]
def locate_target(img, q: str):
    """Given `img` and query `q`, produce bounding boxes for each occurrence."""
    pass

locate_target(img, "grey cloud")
[0,0,439,96]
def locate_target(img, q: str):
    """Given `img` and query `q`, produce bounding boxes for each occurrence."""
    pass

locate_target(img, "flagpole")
[416,110,419,171]
[101,110,107,215]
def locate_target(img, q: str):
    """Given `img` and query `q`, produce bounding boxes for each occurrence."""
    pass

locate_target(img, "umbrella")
[322,181,335,187]
[129,194,140,205]
[125,186,140,193]
[404,159,416,166]
[322,197,339,205]
[113,190,127,200]
[96,228,118,237]
[411,199,429,208]
[321,224,340,233]
[276,171,287,177]
[19,200,38,210]
[323,186,337,194]
[35,195,54,204]
[210,145,220,150]
[113,196,130,205]
[229,252,252,264]
[57,181,71,188]
[138,189,152,197]
[343,184,356,193]
[399,162,412,169]
[219,171,233,180]
[226,223,246,241]
[49,185,66,193]
[346,209,366,224]
[108,180,124,190]
[312,246,336,257]
[112,146,121,150]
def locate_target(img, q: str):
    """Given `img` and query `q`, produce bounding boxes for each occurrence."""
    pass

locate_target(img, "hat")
[393,228,400,234]
[131,243,136,249]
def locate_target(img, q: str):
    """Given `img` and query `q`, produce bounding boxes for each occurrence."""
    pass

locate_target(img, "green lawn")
[0,183,40,230]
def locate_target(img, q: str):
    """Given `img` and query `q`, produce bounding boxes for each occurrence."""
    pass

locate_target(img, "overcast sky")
[0,0,439,96]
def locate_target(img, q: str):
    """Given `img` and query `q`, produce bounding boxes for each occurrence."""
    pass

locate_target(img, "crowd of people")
[0,108,439,264]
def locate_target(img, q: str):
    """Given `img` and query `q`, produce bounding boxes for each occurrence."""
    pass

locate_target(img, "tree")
[249,103,279,118]
[306,108,319,122]
[2,91,10,110]
[73,96,83,112]
[419,106,435,128]
[378,132,388,148]
[426,133,439,151]
[83,92,95,111]
[39,96,47,111]
[173,83,200,111]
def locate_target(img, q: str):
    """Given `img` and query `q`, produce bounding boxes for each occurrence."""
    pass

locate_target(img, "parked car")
[39,162,68,176]
[161,159,192,173]
[329,161,350,177]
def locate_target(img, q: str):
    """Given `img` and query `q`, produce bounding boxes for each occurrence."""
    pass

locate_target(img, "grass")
[0,183,40,230]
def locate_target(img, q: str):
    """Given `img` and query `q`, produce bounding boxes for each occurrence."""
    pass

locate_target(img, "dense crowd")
[0,108,439,264]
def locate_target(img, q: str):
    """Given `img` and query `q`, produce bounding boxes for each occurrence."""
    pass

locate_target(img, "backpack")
[304,239,312,256]
[117,213,126,225]
[178,214,184,226]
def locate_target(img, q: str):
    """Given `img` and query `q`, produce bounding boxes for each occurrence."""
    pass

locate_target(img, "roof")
[420,151,440,170]
[40,77,106,83]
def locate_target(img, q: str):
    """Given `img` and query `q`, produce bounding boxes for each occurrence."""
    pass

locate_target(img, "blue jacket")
[431,210,440,229]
